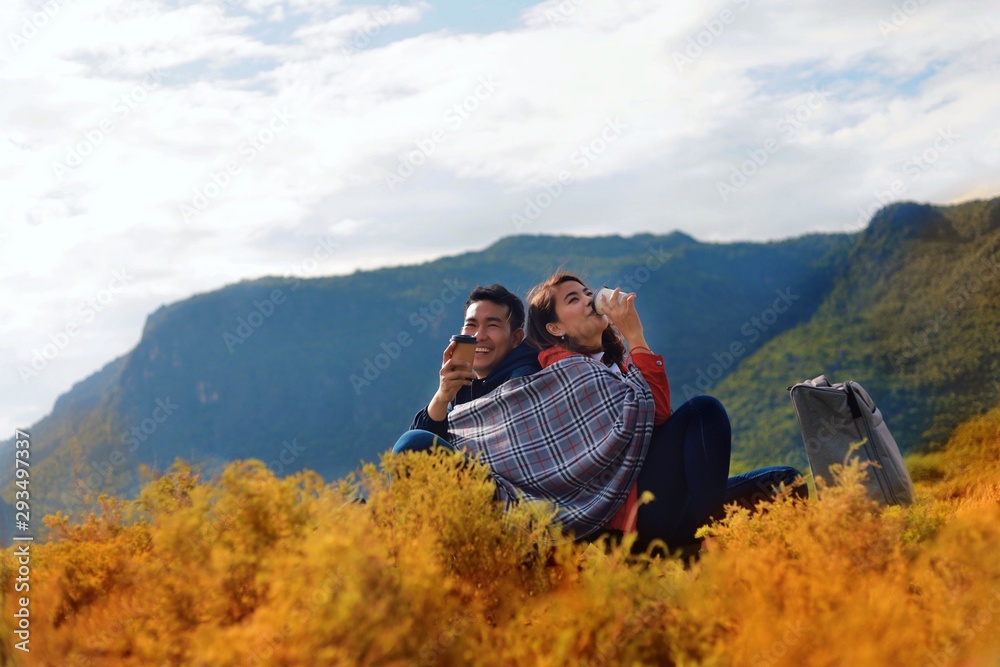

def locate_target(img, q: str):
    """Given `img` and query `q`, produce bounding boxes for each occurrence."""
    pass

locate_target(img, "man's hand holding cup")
[427,335,478,421]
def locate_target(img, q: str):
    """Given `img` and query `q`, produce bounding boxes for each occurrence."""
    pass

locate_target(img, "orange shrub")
[2,408,999,666]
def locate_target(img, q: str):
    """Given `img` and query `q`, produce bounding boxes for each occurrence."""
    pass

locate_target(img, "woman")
[520,272,805,552]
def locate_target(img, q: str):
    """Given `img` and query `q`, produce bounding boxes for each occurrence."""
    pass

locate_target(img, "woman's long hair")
[525,272,625,368]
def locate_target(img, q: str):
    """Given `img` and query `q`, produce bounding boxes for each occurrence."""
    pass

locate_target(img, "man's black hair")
[465,284,526,331]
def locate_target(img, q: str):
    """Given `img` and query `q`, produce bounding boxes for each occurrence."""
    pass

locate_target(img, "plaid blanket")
[447,354,655,538]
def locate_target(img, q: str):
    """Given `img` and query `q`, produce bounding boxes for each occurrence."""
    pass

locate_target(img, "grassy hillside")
[720,198,1000,473]
[2,230,852,526]
[2,407,999,666]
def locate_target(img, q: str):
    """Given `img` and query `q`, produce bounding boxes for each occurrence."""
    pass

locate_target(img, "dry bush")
[2,408,999,666]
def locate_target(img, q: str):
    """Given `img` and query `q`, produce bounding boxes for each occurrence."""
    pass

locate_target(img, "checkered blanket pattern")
[447,354,655,538]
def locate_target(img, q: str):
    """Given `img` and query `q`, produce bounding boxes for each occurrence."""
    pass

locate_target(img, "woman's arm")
[629,352,671,424]
[601,289,671,424]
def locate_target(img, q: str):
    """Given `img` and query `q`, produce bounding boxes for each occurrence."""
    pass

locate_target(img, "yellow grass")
[3,406,999,666]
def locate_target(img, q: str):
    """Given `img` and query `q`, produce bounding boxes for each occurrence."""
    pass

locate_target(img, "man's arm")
[406,339,475,440]
[409,406,451,439]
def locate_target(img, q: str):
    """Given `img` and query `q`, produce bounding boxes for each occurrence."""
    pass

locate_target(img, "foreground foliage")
[3,407,1000,666]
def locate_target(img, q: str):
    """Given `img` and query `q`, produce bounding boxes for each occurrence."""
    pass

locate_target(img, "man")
[394,284,540,452]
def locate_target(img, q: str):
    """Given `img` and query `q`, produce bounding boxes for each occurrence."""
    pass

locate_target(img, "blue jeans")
[634,395,805,552]
[392,429,457,454]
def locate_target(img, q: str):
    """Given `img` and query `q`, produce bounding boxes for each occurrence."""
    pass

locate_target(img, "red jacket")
[537,345,671,533]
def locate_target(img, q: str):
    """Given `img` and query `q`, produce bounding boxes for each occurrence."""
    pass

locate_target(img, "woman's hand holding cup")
[599,287,650,353]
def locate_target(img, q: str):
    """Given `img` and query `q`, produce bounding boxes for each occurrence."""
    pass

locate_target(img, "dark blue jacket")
[408,343,541,440]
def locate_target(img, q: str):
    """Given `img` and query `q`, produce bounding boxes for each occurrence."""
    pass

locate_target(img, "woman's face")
[546,280,608,348]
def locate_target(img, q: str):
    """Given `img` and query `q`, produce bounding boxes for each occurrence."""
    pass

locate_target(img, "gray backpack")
[789,375,915,506]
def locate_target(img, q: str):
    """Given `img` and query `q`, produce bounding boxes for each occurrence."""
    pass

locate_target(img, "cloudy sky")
[1,0,998,436]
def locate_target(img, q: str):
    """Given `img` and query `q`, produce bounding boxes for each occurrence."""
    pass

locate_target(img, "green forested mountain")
[2,196,998,530]
[719,199,1000,472]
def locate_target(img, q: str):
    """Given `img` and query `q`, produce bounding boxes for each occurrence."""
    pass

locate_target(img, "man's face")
[460,300,524,378]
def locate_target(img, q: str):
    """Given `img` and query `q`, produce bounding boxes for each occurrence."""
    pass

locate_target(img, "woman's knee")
[678,396,731,442]
[722,465,806,512]
[684,395,728,420]
[771,465,802,482]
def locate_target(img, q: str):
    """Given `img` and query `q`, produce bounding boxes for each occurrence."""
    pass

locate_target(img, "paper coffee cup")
[592,287,629,315]
[450,334,478,374]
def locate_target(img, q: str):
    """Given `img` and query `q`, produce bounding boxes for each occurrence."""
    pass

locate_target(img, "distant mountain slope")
[5,196,998,534]
[719,198,1000,473]
[2,229,853,525]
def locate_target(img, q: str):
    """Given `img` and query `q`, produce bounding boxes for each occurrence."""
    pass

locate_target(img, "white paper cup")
[592,287,629,315]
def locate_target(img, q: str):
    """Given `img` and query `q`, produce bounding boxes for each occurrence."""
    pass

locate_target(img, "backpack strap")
[845,384,864,420]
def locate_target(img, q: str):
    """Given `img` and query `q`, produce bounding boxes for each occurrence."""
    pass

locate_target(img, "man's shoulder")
[495,343,541,379]
[507,365,537,380]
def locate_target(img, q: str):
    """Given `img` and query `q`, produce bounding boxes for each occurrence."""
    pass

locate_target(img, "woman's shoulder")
[538,345,579,369]
[538,348,626,383]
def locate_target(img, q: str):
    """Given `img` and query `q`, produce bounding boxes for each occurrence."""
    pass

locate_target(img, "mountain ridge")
[3,198,998,534]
